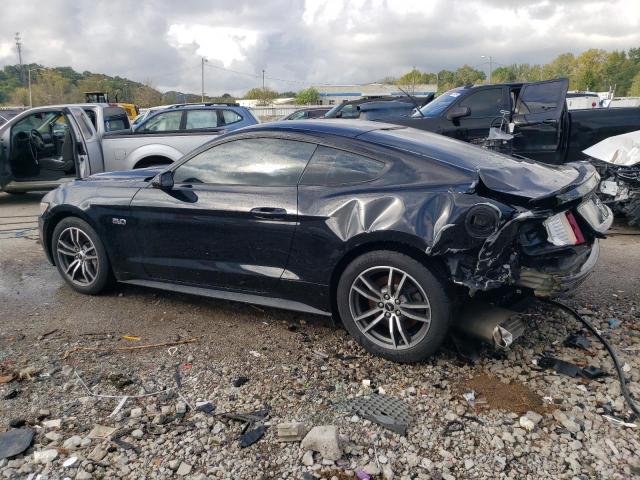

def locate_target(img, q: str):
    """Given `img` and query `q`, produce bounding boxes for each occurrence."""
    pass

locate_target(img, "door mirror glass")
[446,106,471,121]
[152,170,174,189]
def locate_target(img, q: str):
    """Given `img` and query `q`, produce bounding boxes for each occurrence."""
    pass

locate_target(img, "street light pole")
[201,57,207,102]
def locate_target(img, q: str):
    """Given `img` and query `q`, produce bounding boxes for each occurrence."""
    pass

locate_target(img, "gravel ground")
[1,191,640,479]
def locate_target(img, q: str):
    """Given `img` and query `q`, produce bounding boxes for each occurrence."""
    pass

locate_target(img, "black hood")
[87,166,164,182]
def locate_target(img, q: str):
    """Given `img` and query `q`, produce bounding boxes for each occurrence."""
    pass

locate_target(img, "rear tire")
[337,250,451,363]
[51,217,113,294]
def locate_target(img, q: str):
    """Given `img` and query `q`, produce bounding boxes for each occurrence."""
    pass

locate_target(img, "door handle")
[250,207,288,219]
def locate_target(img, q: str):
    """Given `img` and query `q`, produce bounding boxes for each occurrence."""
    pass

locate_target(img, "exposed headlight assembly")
[577,197,613,233]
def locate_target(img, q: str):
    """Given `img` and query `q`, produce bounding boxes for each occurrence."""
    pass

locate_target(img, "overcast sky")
[1,0,639,96]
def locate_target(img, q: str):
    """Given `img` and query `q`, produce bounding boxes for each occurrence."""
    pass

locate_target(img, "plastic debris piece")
[539,355,605,379]
[348,394,410,435]
[195,402,215,414]
[0,429,34,459]
[248,350,262,358]
[602,414,638,428]
[581,366,606,379]
[63,456,78,467]
[3,389,18,400]
[233,376,249,387]
[463,391,475,404]
[564,333,591,350]
[608,318,621,328]
[0,375,14,384]
[356,470,372,480]
[239,425,266,448]
[122,335,141,341]
[362,379,371,387]
[109,396,129,418]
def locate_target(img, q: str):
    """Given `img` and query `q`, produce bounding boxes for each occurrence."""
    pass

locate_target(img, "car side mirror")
[446,106,471,121]
[152,170,174,190]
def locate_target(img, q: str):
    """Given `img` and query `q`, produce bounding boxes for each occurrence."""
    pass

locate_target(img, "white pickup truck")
[0,103,248,193]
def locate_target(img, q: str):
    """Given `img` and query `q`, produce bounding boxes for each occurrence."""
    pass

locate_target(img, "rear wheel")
[337,250,451,363]
[51,217,112,294]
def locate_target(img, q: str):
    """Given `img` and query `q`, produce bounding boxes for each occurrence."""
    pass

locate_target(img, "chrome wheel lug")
[384,312,390,318]
[395,298,401,304]
[378,302,384,308]
[384,294,390,300]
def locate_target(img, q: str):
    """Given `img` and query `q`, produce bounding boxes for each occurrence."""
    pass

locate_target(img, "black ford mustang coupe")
[39,120,612,362]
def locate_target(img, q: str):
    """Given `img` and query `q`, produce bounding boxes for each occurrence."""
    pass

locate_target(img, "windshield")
[413,88,464,117]
[324,103,344,118]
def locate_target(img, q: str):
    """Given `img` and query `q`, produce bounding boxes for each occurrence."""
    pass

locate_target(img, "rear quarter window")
[104,115,129,132]
[300,146,385,186]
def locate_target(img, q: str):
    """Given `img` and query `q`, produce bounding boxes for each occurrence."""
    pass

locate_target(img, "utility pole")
[262,69,265,91]
[28,67,43,108]
[15,32,24,84]
[201,57,207,102]
[481,55,493,83]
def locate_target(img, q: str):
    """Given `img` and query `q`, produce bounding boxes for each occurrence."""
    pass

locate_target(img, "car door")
[0,121,13,190]
[136,110,183,133]
[511,78,569,161]
[128,135,317,293]
[67,107,104,175]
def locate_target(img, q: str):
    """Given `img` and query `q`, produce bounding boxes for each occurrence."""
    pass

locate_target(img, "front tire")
[337,250,451,363]
[51,217,112,294]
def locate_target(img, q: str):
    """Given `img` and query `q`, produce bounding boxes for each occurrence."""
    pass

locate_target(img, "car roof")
[239,119,403,138]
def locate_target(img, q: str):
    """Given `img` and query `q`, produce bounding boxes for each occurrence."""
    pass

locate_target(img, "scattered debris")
[87,424,117,439]
[443,420,465,436]
[564,332,592,350]
[122,335,141,341]
[233,376,249,387]
[0,429,34,459]
[608,318,621,328]
[248,350,262,358]
[463,391,476,405]
[356,470,372,480]
[348,394,410,435]
[313,350,329,361]
[8,419,25,428]
[300,425,342,461]
[240,425,266,448]
[37,329,59,340]
[0,375,14,384]
[277,422,309,442]
[3,389,19,400]
[602,415,638,428]
[62,337,198,358]
[538,356,606,379]
[195,402,215,414]
[18,366,40,380]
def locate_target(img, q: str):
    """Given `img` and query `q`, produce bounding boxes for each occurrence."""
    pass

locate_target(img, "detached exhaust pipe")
[455,303,526,349]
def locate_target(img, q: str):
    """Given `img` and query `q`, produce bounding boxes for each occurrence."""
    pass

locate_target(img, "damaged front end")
[431,162,612,297]
[583,130,640,226]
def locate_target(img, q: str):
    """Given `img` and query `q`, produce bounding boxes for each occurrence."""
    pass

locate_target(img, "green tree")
[244,87,278,105]
[454,65,486,86]
[572,49,609,91]
[541,53,575,81]
[629,72,640,96]
[295,87,320,105]
[396,68,437,92]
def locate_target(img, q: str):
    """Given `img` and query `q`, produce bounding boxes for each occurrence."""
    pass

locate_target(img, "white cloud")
[167,24,259,66]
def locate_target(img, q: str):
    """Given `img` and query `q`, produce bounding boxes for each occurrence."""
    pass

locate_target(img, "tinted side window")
[459,88,505,118]
[186,110,219,129]
[174,138,316,186]
[516,83,562,114]
[300,146,385,186]
[222,110,242,125]
[141,111,182,132]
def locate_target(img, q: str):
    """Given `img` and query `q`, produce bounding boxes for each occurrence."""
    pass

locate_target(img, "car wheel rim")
[349,266,431,351]
[56,227,99,286]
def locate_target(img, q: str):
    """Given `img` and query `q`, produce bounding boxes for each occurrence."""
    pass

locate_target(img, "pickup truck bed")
[101,130,224,171]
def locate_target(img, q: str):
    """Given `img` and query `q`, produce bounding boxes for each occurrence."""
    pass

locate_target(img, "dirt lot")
[1,191,640,479]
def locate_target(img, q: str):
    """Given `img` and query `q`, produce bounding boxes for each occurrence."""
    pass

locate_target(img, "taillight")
[592,102,597,108]
[543,211,585,246]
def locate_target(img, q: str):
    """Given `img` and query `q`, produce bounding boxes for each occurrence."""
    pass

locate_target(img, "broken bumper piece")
[518,240,600,296]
